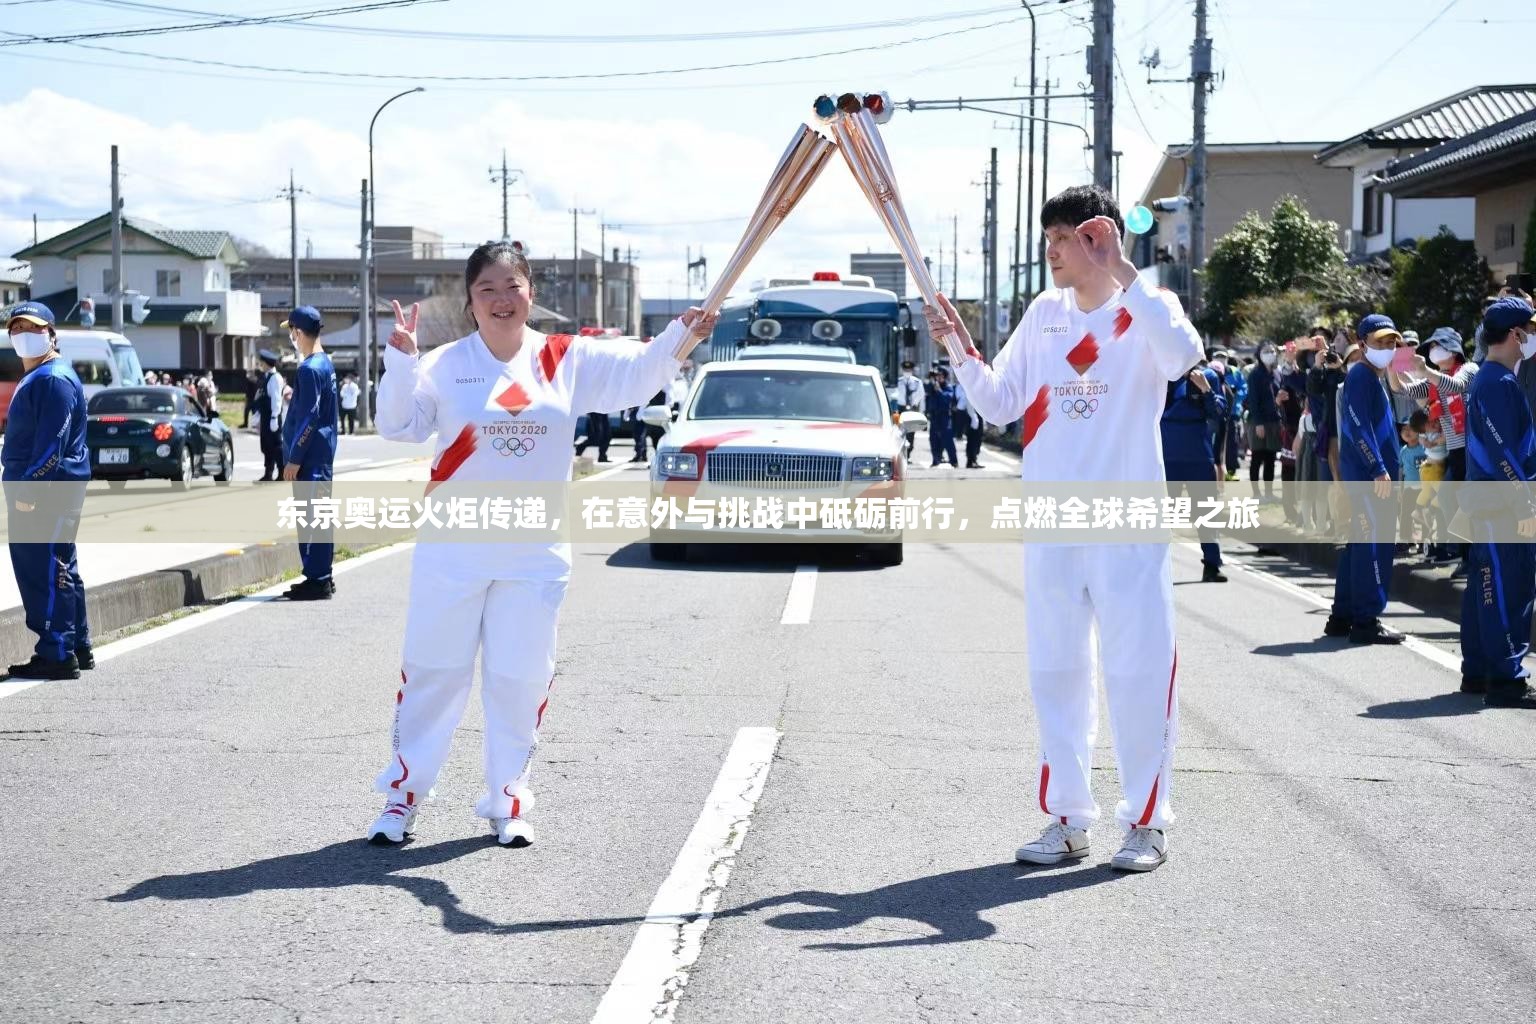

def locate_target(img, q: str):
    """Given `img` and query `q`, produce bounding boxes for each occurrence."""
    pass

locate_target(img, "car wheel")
[171,446,193,490]
[213,438,234,483]
[870,542,903,566]
[650,542,687,563]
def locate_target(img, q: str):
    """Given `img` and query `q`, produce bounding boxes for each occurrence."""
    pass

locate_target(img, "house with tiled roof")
[1378,106,1536,280]
[1316,84,1536,260]
[13,213,264,371]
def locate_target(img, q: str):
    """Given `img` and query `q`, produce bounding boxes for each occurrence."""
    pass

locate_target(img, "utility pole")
[1011,112,1025,323]
[1089,0,1115,190]
[358,179,372,430]
[1037,73,1051,295]
[1190,0,1213,324]
[488,151,523,242]
[937,234,945,293]
[32,213,37,246]
[283,170,304,307]
[951,215,958,304]
[569,206,594,327]
[987,146,1000,355]
[598,220,608,328]
[1024,71,1036,306]
[110,145,123,332]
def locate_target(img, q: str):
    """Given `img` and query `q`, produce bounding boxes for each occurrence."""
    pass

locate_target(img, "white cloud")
[0,88,1048,305]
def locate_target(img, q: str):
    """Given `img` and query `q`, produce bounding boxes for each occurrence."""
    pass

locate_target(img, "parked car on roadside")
[86,386,233,487]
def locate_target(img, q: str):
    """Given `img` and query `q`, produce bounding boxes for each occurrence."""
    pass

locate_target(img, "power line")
[1309,0,1464,115]
[0,15,1033,82]
[72,1,1081,44]
[0,0,440,46]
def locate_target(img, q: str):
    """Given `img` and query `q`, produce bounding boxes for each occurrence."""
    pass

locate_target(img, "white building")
[0,261,27,307]
[1316,85,1536,260]
[14,213,264,371]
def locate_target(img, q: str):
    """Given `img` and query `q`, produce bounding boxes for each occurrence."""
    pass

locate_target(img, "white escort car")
[643,359,906,565]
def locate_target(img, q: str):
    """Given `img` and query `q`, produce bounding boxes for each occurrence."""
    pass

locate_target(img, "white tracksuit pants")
[1024,543,1178,832]
[374,563,568,820]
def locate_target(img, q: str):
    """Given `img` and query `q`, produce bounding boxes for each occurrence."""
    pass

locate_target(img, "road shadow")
[1251,638,1349,656]
[1359,692,1483,719]
[105,837,639,936]
[604,541,888,573]
[719,861,1124,950]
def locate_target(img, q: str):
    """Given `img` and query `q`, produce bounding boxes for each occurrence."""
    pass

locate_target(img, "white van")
[54,329,146,399]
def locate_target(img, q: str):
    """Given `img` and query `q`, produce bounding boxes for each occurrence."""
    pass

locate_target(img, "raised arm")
[569,311,717,414]
[930,292,1032,425]
[375,300,440,444]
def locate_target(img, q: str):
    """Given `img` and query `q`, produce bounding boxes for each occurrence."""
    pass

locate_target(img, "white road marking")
[980,444,1020,473]
[1187,543,1462,673]
[590,726,782,1024]
[780,565,817,624]
[584,460,645,484]
[0,545,414,701]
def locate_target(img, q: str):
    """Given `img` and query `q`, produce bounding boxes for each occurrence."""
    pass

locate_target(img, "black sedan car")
[86,386,234,487]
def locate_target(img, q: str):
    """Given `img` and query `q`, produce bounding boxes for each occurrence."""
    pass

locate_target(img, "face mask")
[1365,347,1394,369]
[1430,346,1456,367]
[9,329,51,359]
[1521,333,1536,360]
[1260,351,1277,367]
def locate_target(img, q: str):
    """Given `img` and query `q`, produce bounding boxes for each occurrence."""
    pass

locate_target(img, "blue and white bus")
[701,271,905,384]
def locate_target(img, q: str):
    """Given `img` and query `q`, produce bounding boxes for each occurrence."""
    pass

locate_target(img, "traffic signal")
[811,91,893,125]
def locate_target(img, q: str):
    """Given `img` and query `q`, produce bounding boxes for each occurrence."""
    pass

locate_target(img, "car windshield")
[89,389,177,415]
[688,370,884,423]
[112,344,145,385]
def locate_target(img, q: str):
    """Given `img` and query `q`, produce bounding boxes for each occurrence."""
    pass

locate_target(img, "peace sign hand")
[389,300,420,356]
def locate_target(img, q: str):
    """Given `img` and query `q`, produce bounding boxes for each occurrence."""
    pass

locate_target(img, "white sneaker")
[1015,821,1091,865]
[490,815,535,848]
[367,800,417,845]
[1110,827,1167,872]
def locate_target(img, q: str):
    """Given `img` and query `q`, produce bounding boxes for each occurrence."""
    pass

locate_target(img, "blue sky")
[0,0,1528,302]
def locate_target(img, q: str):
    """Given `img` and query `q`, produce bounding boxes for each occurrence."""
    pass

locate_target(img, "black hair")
[1309,325,1330,339]
[463,241,534,320]
[1407,409,1430,432]
[1039,184,1124,238]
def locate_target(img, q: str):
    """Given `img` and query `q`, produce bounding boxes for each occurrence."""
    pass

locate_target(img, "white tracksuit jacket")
[953,276,1202,831]
[372,320,686,818]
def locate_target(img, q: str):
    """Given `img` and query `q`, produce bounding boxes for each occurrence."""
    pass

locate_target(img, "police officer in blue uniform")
[279,306,339,600]
[1460,297,1536,708]
[924,366,957,468]
[3,302,92,679]
[1325,313,1404,645]
[254,349,285,481]
[1162,363,1228,582]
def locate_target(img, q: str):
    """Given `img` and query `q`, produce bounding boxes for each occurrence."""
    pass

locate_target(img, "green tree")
[1195,196,1344,338]
[1196,212,1272,337]
[1234,289,1322,345]
[1384,227,1494,340]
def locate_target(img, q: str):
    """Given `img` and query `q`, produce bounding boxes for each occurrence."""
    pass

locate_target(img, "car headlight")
[851,456,893,481]
[155,444,172,457]
[657,451,699,479]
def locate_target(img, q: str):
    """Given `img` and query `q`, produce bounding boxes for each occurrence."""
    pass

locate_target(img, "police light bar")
[812,271,841,282]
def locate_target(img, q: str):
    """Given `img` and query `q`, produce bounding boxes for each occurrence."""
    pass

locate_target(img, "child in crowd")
[1398,410,1429,555]
[1417,418,1448,553]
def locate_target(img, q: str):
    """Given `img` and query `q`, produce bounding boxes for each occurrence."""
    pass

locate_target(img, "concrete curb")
[0,542,300,667]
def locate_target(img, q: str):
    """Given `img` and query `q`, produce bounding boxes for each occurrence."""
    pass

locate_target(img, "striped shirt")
[1403,359,1476,451]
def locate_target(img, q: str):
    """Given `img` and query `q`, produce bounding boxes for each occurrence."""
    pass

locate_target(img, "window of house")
[1362,186,1384,236]
[103,268,113,293]
[1495,223,1517,251]
[156,269,181,298]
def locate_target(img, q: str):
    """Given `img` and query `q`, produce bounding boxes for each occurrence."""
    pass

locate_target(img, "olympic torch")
[675,125,836,357]
[821,93,972,364]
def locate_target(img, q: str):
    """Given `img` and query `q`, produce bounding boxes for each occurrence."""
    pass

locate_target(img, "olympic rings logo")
[1061,398,1099,420]
[491,436,537,456]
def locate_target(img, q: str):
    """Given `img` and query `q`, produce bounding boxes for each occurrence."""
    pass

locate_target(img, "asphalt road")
[2,450,1533,1023]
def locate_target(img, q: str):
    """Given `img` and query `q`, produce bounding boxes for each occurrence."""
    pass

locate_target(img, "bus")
[701,271,907,384]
